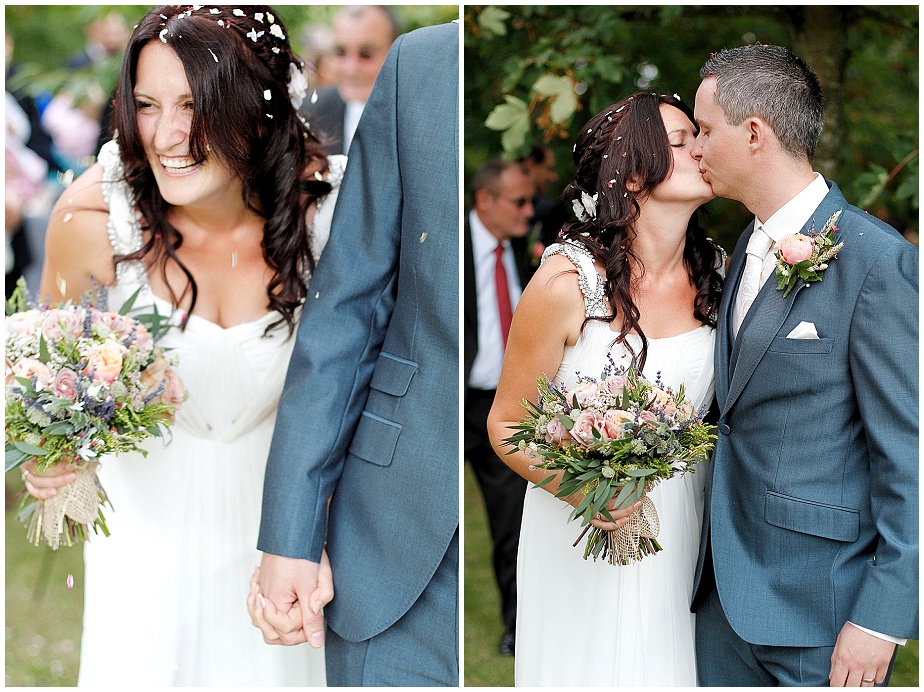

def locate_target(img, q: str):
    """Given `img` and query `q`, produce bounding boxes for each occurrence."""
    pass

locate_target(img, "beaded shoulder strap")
[540,240,609,318]
[97,140,146,285]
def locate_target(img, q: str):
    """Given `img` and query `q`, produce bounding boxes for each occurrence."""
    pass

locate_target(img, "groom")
[690,45,918,686]
[249,22,459,686]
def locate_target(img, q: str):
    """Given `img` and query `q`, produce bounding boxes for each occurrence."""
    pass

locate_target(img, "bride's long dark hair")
[112,5,331,334]
[558,92,723,370]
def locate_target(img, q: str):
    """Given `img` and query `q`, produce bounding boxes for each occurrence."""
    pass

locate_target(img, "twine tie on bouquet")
[609,488,660,565]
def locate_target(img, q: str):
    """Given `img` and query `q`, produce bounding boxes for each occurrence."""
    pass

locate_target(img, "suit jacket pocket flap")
[767,335,834,354]
[764,491,859,542]
[369,352,418,397]
[348,411,401,467]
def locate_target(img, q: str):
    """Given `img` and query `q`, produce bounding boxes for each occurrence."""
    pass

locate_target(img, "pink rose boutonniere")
[774,210,845,297]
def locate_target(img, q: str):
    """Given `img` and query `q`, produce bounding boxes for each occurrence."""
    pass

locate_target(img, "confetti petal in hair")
[622,152,626,158]
[254,12,263,22]
[673,93,681,100]
[270,24,284,39]
[209,48,218,62]
[271,47,280,54]
[209,7,219,14]
[247,28,262,42]
[603,154,608,158]
[266,113,273,119]
[311,90,318,104]
[159,28,169,43]
[616,136,622,141]
[587,129,592,134]
[193,5,203,9]
[314,171,323,180]
[233,9,245,16]
[267,13,275,23]
[614,105,625,113]
[263,89,272,100]
[159,13,167,19]
[217,19,224,27]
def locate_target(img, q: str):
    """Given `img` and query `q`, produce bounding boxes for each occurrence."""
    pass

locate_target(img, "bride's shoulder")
[521,247,585,313]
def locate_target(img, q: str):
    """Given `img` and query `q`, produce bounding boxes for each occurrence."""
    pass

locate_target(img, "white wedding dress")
[515,241,717,687]
[76,141,344,686]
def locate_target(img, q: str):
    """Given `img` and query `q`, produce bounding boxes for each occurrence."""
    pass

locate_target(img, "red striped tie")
[495,244,513,348]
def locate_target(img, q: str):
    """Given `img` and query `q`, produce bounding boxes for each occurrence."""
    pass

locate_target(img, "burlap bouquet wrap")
[606,487,660,565]
[34,461,102,549]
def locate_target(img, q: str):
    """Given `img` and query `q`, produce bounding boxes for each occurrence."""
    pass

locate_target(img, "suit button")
[719,423,731,435]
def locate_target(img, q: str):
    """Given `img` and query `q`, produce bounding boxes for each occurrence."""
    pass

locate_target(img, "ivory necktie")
[733,226,774,336]
[494,244,513,348]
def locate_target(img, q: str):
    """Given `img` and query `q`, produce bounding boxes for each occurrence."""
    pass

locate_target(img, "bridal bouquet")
[5,280,183,548]
[502,356,715,565]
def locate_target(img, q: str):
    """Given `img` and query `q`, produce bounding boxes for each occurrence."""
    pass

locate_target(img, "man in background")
[464,159,534,656]
[300,5,400,155]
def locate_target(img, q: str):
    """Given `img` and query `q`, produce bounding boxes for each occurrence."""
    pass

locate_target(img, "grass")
[5,478,84,686]
[464,463,515,687]
[463,468,918,687]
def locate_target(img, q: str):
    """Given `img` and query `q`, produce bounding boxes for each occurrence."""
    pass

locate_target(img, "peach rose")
[778,233,814,265]
[84,340,126,385]
[12,357,52,385]
[602,409,634,439]
[141,356,184,420]
[569,410,601,448]
[568,381,600,407]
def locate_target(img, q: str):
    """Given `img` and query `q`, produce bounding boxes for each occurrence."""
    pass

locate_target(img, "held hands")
[247,550,334,647]
[19,459,77,500]
[829,622,896,687]
[577,493,643,532]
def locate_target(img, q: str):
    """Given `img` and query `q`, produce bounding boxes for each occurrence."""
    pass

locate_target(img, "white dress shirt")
[343,100,365,154]
[468,210,523,390]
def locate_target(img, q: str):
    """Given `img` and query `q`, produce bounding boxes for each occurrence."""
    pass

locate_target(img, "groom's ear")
[747,116,772,153]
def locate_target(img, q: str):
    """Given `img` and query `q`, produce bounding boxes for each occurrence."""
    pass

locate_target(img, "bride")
[487,92,724,686]
[21,6,336,686]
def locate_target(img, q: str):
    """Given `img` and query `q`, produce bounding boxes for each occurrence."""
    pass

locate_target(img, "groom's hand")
[251,553,331,648]
[829,622,896,687]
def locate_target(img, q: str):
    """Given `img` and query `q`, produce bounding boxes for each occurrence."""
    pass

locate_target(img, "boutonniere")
[774,210,845,297]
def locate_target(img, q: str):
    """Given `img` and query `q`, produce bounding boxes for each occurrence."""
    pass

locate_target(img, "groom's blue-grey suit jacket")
[258,23,459,643]
[692,181,919,646]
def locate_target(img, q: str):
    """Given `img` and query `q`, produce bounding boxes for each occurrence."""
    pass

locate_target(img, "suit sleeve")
[257,33,408,562]
[847,239,919,639]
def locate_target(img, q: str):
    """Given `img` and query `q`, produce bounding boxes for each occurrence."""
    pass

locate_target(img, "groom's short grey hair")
[700,44,824,161]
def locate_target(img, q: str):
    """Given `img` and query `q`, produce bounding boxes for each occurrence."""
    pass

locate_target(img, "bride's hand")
[19,459,78,500]
[585,495,643,531]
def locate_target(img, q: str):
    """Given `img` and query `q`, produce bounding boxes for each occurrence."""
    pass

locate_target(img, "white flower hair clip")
[572,191,598,222]
[288,63,308,110]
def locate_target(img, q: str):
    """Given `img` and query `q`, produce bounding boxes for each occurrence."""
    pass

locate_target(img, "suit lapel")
[724,180,848,412]
[716,222,752,409]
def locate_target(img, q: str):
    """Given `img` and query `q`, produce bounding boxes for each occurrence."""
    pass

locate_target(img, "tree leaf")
[477,6,511,37]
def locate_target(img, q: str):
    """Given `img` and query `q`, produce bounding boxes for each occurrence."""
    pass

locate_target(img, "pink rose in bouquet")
[141,356,185,421]
[570,409,601,448]
[604,374,627,397]
[41,310,79,342]
[7,309,43,336]
[52,368,79,401]
[778,234,814,265]
[545,417,567,446]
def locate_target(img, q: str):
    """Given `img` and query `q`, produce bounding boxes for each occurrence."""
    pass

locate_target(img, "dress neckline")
[148,291,281,333]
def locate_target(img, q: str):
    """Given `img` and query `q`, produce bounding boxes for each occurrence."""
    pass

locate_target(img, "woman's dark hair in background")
[112,5,332,334]
[559,92,723,370]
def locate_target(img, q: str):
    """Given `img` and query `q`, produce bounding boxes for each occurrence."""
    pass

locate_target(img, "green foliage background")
[464,5,918,251]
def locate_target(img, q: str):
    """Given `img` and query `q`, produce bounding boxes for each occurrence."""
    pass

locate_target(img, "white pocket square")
[786,321,819,339]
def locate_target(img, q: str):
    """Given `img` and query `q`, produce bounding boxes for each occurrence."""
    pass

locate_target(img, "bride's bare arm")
[486,255,641,529]
[39,164,115,303]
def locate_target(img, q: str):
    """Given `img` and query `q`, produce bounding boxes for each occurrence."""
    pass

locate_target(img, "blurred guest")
[519,144,569,259]
[299,5,400,154]
[464,159,534,656]
[299,24,338,89]
[43,11,129,169]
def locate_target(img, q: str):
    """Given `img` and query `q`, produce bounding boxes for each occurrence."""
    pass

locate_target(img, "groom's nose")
[690,134,703,161]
